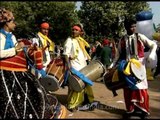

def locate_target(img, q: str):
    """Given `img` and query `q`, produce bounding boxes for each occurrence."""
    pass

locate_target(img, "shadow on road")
[52,93,68,105]
[97,102,126,115]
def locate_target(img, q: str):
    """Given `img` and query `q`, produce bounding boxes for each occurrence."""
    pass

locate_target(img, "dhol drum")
[80,60,106,82]
[68,60,106,92]
[39,58,66,92]
[68,74,85,92]
[130,62,146,81]
[103,67,126,96]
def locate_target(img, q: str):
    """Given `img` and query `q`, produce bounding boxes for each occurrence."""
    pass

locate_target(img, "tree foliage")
[1,1,151,44]
[1,1,80,44]
[78,1,150,42]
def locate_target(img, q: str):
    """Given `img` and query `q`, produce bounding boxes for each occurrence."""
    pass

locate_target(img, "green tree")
[1,1,80,44]
[78,1,150,42]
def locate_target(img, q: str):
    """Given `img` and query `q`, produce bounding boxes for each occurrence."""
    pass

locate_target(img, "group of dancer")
[0,7,158,119]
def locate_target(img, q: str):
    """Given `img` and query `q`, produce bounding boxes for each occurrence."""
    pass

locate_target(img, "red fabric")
[34,50,43,70]
[102,39,110,46]
[72,26,81,32]
[0,51,27,71]
[123,88,149,114]
[91,46,96,53]
[0,46,44,71]
[121,38,144,58]
[137,40,144,58]
[40,22,50,29]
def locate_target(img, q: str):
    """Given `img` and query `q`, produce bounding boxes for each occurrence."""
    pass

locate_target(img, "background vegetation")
[1,1,159,45]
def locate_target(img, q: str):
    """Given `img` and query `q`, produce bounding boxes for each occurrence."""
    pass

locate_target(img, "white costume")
[112,33,157,89]
[63,37,87,71]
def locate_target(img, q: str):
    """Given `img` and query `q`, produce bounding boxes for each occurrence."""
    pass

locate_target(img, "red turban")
[102,39,110,46]
[40,22,50,29]
[72,25,81,32]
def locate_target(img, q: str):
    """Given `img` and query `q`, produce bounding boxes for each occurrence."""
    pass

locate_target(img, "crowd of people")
[0,7,159,119]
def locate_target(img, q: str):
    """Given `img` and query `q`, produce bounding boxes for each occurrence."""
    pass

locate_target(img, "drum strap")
[70,67,93,86]
[63,69,70,86]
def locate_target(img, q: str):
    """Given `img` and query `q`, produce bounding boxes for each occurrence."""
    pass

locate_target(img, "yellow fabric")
[152,32,160,41]
[84,85,94,102]
[146,68,154,80]
[123,58,141,75]
[67,85,94,109]
[74,36,91,60]
[112,69,119,82]
[124,62,131,75]
[38,32,55,51]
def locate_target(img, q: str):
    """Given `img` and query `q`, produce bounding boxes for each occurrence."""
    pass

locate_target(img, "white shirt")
[0,33,17,59]
[63,37,87,71]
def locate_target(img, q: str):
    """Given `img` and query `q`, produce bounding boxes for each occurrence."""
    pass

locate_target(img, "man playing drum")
[31,21,55,71]
[0,8,67,119]
[110,18,157,119]
[63,23,94,112]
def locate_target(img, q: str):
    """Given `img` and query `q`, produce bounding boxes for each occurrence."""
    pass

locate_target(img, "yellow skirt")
[67,85,94,109]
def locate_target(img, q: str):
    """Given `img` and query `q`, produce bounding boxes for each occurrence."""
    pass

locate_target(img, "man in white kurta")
[63,24,94,112]
[63,37,87,71]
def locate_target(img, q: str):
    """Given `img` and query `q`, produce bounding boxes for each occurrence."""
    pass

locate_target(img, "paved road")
[51,76,160,119]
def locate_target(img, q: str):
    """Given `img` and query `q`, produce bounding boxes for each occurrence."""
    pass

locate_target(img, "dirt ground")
[51,76,160,119]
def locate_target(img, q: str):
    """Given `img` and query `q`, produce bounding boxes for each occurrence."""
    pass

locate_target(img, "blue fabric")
[63,69,70,85]
[34,67,47,78]
[70,67,93,86]
[118,60,127,72]
[0,29,14,49]
[118,60,138,90]
[125,76,138,90]
[23,47,46,77]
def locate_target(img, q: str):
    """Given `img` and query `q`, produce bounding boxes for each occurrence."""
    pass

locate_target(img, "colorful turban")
[40,22,50,29]
[0,8,14,23]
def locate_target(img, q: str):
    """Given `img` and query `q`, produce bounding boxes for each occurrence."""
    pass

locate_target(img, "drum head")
[130,62,146,80]
[68,75,85,92]
[39,75,60,92]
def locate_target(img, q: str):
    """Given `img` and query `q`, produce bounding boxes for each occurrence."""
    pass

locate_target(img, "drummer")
[109,18,157,119]
[31,21,55,71]
[0,8,67,119]
[63,23,94,112]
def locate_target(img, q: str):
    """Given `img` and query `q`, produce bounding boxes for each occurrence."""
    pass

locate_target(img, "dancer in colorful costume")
[110,18,157,119]
[0,8,67,119]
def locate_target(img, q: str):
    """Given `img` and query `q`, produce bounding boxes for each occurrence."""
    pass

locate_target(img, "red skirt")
[123,88,150,115]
